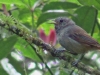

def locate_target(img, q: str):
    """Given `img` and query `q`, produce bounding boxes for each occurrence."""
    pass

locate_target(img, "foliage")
[0,0,100,75]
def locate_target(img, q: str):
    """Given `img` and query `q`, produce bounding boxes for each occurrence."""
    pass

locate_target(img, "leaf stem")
[91,10,98,36]
[96,19,100,34]
[28,0,35,29]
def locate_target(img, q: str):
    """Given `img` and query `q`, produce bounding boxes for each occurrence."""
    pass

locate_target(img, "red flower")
[39,29,47,43]
[39,29,56,45]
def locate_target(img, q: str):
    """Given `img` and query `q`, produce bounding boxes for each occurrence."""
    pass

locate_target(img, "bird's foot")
[72,54,85,66]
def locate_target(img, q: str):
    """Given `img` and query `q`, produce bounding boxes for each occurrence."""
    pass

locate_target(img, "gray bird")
[53,17,100,54]
[50,17,100,65]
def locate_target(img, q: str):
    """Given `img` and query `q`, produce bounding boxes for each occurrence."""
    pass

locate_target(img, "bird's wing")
[68,32,100,49]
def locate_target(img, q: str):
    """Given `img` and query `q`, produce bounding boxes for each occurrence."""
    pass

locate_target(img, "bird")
[51,17,100,64]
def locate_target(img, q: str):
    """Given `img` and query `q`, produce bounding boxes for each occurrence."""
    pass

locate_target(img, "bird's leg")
[51,46,78,58]
[72,53,85,66]
[70,54,85,75]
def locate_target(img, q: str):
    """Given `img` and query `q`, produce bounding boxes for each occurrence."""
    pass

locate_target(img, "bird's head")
[51,17,75,33]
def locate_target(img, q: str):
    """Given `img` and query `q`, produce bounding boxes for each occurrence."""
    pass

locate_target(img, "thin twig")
[96,19,100,33]
[29,43,54,75]
[91,9,98,36]
[2,4,9,16]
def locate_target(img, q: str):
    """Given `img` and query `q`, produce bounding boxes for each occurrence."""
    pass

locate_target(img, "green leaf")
[0,64,8,75]
[0,0,37,6]
[42,2,80,12]
[37,12,71,26]
[78,0,100,10]
[15,38,41,62]
[60,70,69,75]
[11,10,19,19]
[0,35,17,59]
[96,0,100,3]
[7,55,25,75]
[44,71,52,75]
[21,0,37,6]
[78,0,92,6]
[18,7,31,25]
[67,0,81,4]
[72,6,97,32]
[0,0,24,5]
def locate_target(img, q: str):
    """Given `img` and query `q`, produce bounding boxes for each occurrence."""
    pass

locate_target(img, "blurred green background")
[0,0,100,75]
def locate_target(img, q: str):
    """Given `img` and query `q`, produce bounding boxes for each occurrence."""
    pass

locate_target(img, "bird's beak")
[48,19,56,25]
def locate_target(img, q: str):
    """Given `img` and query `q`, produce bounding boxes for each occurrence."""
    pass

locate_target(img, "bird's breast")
[58,32,88,54]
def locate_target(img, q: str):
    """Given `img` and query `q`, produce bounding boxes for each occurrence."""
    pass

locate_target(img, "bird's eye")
[60,19,63,23]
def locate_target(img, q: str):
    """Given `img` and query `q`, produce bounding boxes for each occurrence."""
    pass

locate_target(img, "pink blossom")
[39,29,56,45]
[39,29,47,43]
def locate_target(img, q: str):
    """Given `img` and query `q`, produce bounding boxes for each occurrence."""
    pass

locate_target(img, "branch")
[0,13,100,75]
